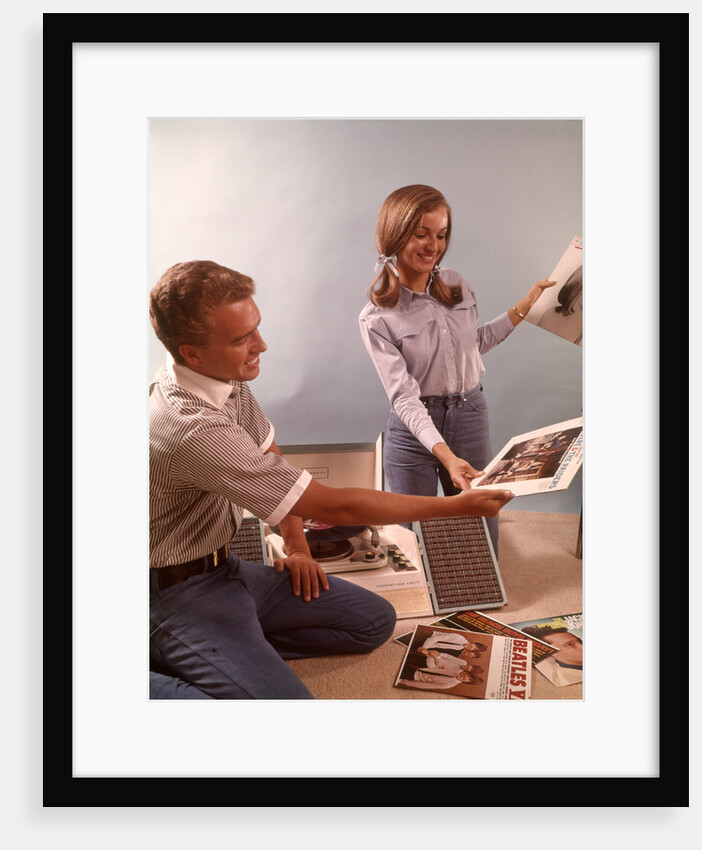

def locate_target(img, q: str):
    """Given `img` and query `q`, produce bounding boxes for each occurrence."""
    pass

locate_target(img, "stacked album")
[396,624,532,700]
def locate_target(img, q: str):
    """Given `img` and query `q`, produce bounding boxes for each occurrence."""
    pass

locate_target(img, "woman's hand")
[531,277,557,296]
[445,457,485,492]
[433,443,484,492]
[510,278,558,325]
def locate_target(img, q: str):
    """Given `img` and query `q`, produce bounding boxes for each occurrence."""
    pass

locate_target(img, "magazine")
[508,613,583,687]
[395,624,532,699]
[471,417,582,496]
[395,609,559,665]
[525,235,583,346]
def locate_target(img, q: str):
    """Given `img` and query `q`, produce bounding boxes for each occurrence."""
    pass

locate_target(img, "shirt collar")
[166,353,240,409]
[398,278,435,310]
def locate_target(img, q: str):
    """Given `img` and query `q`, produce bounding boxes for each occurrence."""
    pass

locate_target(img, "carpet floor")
[287,509,583,701]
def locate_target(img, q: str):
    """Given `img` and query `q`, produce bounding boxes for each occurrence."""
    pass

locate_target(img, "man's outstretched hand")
[453,487,515,517]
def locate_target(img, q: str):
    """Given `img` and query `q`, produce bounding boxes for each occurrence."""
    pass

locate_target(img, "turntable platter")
[303,521,369,543]
[307,538,355,562]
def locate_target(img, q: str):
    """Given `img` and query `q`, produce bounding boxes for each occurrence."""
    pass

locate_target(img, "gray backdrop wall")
[148,118,582,513]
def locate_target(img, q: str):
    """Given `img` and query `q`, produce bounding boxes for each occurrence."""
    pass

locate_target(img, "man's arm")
[266,440,513,602]
[266,441,329,601]
[288,477,514,528]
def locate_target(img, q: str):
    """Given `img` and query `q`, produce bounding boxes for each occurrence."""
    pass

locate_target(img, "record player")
[265,515,507,620]
[256,439,507,619]
[268,520,418,575]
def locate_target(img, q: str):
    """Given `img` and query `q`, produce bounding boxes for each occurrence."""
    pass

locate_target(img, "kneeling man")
[149,260,513,699]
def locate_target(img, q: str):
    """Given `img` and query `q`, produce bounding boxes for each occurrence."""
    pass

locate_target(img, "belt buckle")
[212,544,228,569]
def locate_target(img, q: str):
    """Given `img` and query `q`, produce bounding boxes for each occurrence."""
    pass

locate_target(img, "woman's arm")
[431,441,485,491]
[359,313,444,453]
[508,278,557,327]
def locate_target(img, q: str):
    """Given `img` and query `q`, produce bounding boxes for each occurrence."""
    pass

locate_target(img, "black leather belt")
[152,545,229,591]
[421,394,466,406]
[420,386,482,408]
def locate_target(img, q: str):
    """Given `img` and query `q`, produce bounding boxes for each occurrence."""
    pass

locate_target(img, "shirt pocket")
[389,306,436,349]
[444,296,477,335]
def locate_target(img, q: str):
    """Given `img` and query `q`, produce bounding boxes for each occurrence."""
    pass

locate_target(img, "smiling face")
[179,296,267,383]
[396,206,449,290]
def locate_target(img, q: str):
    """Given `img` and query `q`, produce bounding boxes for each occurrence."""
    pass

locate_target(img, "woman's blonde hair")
[369,184,463,308]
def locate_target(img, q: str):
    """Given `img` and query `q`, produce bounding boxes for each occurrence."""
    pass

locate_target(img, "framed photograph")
[55,11,688,805]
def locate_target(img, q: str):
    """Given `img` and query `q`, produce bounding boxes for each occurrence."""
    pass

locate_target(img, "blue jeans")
[150,670,214,699]
[149,554,396,699]
[384,385,498,552]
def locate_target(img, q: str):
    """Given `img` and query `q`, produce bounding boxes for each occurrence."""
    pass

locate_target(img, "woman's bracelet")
[512,305,527,319]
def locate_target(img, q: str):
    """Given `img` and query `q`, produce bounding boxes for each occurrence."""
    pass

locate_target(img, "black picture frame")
[52,12,688,807]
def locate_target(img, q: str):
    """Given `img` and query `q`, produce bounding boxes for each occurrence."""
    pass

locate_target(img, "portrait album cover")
[525,235,583,346]
[508,613,583,687]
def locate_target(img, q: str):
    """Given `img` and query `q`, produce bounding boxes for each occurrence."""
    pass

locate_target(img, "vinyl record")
[307,538,355,562]
[303,524,368,543]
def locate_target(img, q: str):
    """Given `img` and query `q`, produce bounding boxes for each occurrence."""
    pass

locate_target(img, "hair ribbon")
[374,253,400,278]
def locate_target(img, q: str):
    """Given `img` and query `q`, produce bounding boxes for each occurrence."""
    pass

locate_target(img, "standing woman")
[359,184,555,552]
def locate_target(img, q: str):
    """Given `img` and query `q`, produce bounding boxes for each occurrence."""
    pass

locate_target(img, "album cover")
[508,613,583,687]
[394,608,559,665]
[395,624,532,700]
[525,235,583,346]
[472,417,582,496]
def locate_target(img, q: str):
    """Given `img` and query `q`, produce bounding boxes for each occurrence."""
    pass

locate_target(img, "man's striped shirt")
[149,356,311,569]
